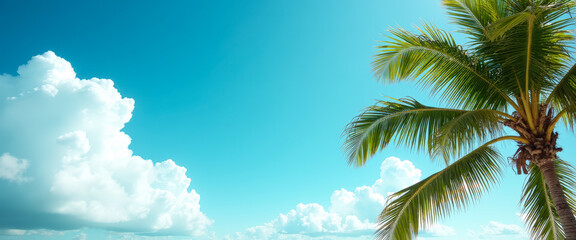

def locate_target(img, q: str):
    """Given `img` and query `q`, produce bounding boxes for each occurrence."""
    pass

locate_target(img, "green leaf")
[521,160,576,240]
[377,145,504,240]
[479,0,574,96]
[485,11,532,41]
[547,62,576,129]
[343,98,471,166]
[373,24,513,110]
[444,0,505,38]
[431,109,505,163]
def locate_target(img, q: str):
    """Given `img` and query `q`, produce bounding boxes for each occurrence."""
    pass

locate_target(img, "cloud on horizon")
[228,157,455,240]
[467,221,527,240]
[0,52,212,236]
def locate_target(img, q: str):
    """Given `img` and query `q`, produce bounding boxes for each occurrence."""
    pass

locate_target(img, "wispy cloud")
[467,221,527,239]
[0,153,30,183]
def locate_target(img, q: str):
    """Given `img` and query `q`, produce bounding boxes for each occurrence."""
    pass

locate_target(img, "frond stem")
[524,15,537,132]
[513,74,532,125]
[520,96,537,132]
[532,89,542,134]
[497,111,516,121]
[525,16,534,97]
[485,135,530,145]
[545,108,567,141]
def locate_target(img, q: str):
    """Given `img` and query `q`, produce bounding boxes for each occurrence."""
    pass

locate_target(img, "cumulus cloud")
[371,157,421,193]
[277,203,373,234]
[0,52,211,235]
[228,157,447,240]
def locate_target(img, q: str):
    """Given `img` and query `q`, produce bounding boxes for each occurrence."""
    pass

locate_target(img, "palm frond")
[373,23,515,111]
[443,0,505,42]
[431,109,505,163]
[486,11,532,41]
[546,62,576,129]
[376,145,504,240]
[562,107,576,131]
[521,160,576,240]
[481,0,574,96]
[343,98,470,166]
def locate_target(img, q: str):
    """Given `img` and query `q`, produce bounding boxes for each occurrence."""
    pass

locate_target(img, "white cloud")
[276,203,373,234]
[421,223,456,237]
[0,229,26,235]
[467,221,527,239]
[480,221,524,236]
[228,156,438,240]
[73,232,87,240]
[0,228,66,236]
[0,153,29,183]
[371,157,421,193]
[330,185,387,222]
[0,51,211,235]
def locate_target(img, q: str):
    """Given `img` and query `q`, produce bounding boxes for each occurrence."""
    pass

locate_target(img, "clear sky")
[0,0,575,239]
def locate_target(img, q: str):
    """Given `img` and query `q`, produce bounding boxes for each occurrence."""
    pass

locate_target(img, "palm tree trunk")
[540,160,576,239]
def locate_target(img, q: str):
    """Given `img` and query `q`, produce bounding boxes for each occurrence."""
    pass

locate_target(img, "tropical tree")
[342,0,576,239]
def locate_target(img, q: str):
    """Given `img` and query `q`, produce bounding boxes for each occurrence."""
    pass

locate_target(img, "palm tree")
[343,0,576,239]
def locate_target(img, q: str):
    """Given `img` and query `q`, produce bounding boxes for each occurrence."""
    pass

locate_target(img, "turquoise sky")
[0,0,575,239]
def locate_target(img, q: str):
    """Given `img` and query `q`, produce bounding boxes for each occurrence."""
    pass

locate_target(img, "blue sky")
[0,0,575,239]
